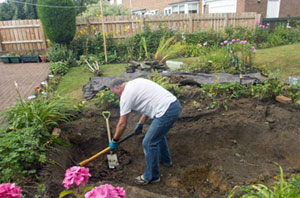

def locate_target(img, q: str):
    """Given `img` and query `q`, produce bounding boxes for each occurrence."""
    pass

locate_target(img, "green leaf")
[53,137,71,147]
[59,190,74,198]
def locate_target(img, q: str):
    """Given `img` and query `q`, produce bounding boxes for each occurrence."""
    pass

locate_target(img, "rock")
[276,95,292,104]
[128,60,140,67]
[266,117,275,123]
[52,128,61,137]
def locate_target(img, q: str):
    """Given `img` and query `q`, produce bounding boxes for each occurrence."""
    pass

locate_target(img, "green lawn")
[57,64,126,101]
[254,44,300,79]
[172,44,300,80]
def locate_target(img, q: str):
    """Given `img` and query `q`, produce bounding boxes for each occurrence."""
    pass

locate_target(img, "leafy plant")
[95,88,119,109]
[37,0,76,44]
[47,44,75,63]
[0,126,47,183]
[140,37,149,59]
[228,164,300,198]
[150,70,180,96]
[154,36,186,64]
[50,61,69,75]
[1,94,74,131]
[85,59,102,76]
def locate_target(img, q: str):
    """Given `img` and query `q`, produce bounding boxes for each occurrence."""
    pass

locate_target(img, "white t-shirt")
[120,78,177,119]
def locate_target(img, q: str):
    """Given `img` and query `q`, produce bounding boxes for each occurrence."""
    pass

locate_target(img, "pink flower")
[253,49,256,53]
[85,184,126,198]
[256,19,260,24]
[0,183,22,198]
[240,41,243,44]
[230,42,233,45]
[244,40,248,44]
[224,40,228,44]
[232,39,236,42]
[62,166,91,189]
[220,42,224,46]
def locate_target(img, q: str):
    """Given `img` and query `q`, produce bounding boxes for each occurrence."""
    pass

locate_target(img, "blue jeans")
[142,100,181,181]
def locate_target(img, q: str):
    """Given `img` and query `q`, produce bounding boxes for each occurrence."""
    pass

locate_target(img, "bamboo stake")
[100,0,108,63]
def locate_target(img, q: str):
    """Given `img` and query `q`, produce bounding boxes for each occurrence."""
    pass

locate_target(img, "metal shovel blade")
[107,153,119,169]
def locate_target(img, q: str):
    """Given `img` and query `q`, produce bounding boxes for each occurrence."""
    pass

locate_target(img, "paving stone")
[0,62,50,111]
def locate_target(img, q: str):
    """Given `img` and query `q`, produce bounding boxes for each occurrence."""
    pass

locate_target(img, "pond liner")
[82,72,265,100]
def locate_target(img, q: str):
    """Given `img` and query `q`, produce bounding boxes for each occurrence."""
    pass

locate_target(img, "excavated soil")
[37,96,300,198]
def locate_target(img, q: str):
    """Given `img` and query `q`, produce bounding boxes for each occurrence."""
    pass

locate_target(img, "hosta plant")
[228,165,300,198]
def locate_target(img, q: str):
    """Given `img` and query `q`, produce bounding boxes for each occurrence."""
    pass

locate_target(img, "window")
[164,7,172,15]
[179,5,185,14]
[172,5,179,14]
[188,3,198,13]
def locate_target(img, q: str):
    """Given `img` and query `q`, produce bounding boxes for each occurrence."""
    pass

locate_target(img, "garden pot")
[39,55,48,63]
[9,56,21,63]
[20,55,41,63]
[0,56,11,64]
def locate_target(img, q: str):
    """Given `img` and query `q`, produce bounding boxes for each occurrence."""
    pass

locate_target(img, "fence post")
[0,34,3,52]
[39,20,48,50]
[188,14,193,32]
[224,13,228,28]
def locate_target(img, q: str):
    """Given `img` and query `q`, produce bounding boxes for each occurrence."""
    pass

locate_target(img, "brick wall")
[244,0,268,18]
[236,0,246,13]
[122,0,203,15]
[122,0,176,14]
[279,0,300,17]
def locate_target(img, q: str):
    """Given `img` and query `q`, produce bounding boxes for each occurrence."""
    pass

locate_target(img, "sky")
[0,0,6,3]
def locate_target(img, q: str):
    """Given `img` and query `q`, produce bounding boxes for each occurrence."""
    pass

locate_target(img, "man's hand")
[109,139,118,151]
[134,123,143,135]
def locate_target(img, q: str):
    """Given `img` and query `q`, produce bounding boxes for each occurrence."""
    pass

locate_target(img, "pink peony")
[85,184,126,198]
[0,183,22,198]
[220,42,224,46]
[232,39,236,42]
[224,40,228,44]
[253,49,256,53]
[62,166,91,189]
[240,41,243,44]
[244,40,248,44]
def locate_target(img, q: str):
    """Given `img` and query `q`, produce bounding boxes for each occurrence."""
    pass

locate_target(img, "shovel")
[102,111,119,169]
[75,131,136,167]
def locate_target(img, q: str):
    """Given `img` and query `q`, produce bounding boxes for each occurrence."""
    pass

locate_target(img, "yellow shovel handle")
[102,111,110,120]
[79,147,110,166]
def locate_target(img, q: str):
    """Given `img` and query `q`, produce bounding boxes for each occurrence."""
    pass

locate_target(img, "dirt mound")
[38,98,300,198]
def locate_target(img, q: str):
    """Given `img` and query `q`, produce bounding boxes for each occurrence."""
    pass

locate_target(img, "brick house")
[110,0,300,18]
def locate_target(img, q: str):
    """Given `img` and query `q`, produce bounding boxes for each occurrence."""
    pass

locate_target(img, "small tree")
[37,0,76,44]
[80,0,130,17]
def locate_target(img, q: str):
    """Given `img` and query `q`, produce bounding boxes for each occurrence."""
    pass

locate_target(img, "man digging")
[108,78,181,185]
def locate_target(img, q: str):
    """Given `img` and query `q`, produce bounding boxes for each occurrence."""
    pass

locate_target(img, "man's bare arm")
[138,114,148,124]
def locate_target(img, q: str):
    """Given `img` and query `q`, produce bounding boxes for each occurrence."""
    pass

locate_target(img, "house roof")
[169,0,200,6]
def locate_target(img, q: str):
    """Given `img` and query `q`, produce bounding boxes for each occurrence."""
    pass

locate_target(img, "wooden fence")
[0,12,260,53]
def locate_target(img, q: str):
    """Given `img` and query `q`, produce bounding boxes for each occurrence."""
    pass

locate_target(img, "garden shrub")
[228,165,300,198]
[47,44,75,63]
[150,70,180,96]
[184,44,203,57]
[185,30,225,46]
[1,95,74,131]
[0,126,47,183]
[37,0,76,44]
[95,89,119,109]
[49,61,69,75]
